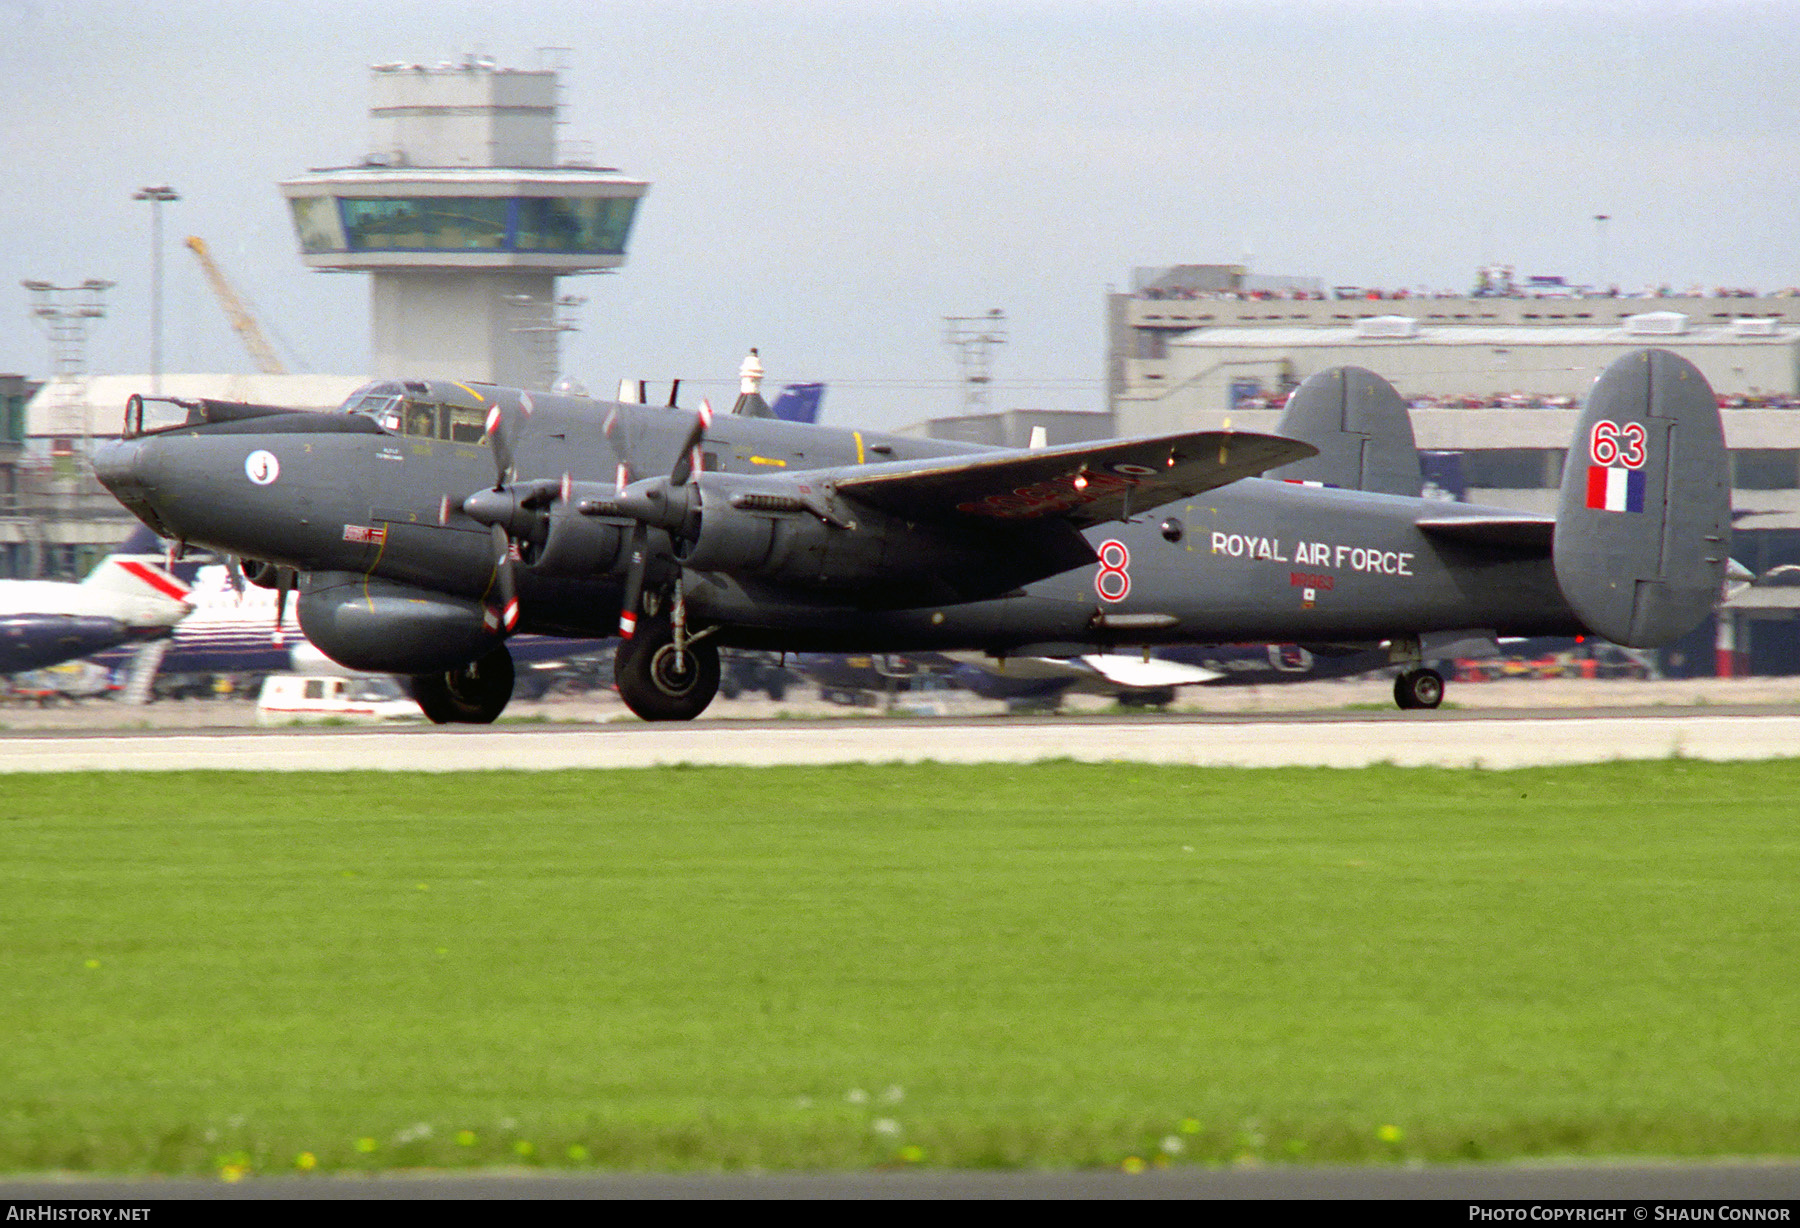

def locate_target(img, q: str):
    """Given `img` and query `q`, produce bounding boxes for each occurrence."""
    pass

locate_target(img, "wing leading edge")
[832,430,1317,528]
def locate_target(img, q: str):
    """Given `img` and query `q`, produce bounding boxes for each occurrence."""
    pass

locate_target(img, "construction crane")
[183,236,287,375]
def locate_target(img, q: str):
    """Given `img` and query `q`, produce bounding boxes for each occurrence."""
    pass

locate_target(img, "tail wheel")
[615,614,720,722]
[409,644,515,724]
[1393,667,1444,710]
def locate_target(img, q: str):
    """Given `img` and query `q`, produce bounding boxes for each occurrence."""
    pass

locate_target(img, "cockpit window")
[443,404,487,444]
[402,401,438,438]
[341,382,486,443]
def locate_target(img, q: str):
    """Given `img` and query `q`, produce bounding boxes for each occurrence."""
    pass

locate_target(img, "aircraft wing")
[833,430,1316,529]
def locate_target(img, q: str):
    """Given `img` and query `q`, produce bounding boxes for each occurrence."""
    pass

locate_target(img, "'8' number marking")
[1095,539,1131,603]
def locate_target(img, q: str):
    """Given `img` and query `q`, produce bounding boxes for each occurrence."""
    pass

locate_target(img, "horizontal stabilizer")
[1414,514,1555,553]
[836,429,1316,529]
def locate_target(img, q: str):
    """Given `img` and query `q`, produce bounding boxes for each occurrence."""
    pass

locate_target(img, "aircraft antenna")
[942,308,1007,412]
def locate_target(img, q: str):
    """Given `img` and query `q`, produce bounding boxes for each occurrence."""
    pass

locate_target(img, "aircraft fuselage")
[98,391,1580,658]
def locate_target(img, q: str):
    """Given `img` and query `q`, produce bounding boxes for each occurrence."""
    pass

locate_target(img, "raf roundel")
[244,450,280,486]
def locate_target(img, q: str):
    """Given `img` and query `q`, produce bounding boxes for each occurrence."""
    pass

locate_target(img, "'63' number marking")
[1590,419,1646,469]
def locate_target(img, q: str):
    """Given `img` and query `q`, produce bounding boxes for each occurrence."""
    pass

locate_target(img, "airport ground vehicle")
[255,673,423,725]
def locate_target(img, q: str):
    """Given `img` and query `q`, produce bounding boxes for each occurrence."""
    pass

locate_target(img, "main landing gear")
[409,643,515,724]
[614,611,721,722]
[1393,667,1445,711]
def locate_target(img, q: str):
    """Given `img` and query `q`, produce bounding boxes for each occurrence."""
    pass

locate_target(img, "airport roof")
[1170,323,1800,349]
[281,167,645,190]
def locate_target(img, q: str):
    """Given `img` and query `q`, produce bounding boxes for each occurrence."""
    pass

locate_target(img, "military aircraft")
[0,538,191,675]
[91,348,1731,722]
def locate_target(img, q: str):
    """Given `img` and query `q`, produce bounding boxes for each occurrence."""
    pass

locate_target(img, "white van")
[255,673,424,725]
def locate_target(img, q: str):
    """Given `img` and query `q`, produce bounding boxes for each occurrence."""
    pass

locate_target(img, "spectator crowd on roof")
[1229,388,1800,412]
[1138,283,1800,302]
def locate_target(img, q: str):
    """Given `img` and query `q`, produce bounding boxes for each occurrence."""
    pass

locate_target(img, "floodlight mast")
[21,277,113,461]
[942,308,1008,412]
[134,185,180,394]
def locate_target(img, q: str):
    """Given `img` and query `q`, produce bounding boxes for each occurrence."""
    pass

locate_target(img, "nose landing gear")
[409,643,515,724]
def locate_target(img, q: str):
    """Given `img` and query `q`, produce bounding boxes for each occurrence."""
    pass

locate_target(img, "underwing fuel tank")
[1553,349,1731,647]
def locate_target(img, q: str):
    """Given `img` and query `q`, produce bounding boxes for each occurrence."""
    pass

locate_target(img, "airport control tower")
[279,57,647,390]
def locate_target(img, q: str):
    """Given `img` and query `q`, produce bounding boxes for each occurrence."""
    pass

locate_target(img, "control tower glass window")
[514,197,637,255]
[291,196,347,254]
[340,198,508,251]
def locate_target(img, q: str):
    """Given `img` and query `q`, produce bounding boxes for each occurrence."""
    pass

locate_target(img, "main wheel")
[1393,667,1445,710]
[614,615,720,722]
[408,643,515,724]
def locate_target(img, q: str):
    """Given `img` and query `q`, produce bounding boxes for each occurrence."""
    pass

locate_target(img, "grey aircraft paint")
[91,350,1730,722]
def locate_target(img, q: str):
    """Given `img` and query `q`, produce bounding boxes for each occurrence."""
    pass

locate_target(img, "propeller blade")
[668,399,714,486]
[617,522,649,639]
[274,568,291,643]
[666,378,680,407]
[490,523,520,633]
[484,403,515,490]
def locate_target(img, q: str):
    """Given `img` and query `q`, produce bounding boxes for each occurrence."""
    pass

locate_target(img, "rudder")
[1553,348,1731,647]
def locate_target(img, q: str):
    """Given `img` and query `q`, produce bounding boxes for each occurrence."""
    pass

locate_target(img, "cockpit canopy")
[340,379,490,444]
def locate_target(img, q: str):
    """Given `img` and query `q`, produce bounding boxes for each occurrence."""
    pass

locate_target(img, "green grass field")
[3,759,1798,1177]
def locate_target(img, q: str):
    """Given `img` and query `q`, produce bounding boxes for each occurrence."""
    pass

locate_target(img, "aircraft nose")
[91,437,144,488]
[92,437,174,537]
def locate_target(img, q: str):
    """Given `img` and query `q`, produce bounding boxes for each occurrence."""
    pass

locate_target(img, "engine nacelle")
[239,558,284,589]
[673,473,888,587]
[530,502,628,577]
[297,571,498,674]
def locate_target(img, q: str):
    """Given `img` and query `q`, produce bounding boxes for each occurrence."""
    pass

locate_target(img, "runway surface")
[2,708,1799,772]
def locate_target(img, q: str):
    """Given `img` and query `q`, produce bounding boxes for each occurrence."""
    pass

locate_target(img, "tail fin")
[1269,367,1422,495]
[1553,348,1730,647]
[81,555,192,604]
[770,383,825,424]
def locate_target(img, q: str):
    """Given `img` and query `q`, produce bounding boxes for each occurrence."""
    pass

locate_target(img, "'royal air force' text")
[1210,531,1415,578]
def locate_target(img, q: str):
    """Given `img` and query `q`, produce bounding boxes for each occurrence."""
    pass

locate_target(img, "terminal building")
[1107,264,1800,521]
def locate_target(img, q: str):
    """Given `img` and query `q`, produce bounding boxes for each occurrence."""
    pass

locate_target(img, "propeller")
[585,399,713,639]
[462,391,713,642]
[453,393,547,634]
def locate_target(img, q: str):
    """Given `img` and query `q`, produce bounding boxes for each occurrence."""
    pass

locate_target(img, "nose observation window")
[1160,517,1184,543]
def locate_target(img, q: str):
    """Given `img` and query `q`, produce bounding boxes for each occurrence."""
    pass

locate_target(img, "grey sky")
[3,0,1797,429]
